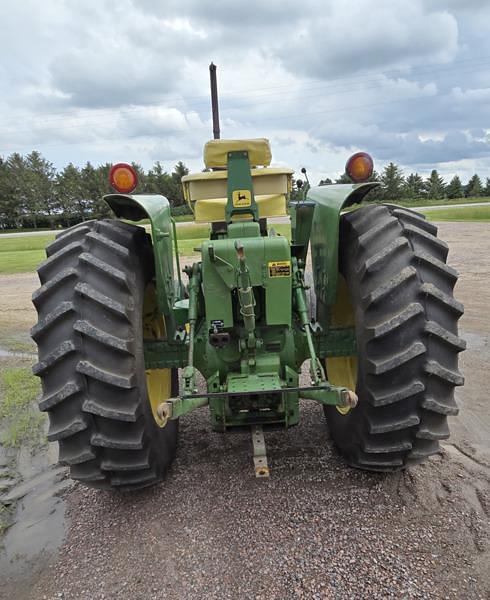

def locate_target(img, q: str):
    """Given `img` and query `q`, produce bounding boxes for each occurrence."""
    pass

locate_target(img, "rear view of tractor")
[31,66,465,490]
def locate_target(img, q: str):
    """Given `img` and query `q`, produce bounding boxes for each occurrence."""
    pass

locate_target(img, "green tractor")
[31,68,465,490]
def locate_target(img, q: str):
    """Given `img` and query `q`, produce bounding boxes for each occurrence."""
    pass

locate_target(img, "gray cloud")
[0,0,489,182]
[281,1,458,79]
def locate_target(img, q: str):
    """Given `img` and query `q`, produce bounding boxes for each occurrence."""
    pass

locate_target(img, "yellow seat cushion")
[203,138,272,168]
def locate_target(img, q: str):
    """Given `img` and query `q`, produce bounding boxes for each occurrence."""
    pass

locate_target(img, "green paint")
[104,193,176,335]
[103,163,374,431]
[225,151,258,222]
[308,182,378,308]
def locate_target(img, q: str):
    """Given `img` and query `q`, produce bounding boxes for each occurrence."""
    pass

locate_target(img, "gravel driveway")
[0,221,489,600]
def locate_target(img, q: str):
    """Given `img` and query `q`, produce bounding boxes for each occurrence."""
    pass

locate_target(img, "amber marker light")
[109,163,138,193]
[345,152,374,183]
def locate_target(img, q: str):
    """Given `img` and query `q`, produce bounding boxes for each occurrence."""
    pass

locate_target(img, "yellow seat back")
[204,138,272,168]
[181,138,294,222]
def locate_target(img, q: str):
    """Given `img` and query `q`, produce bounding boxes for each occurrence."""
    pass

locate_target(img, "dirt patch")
[0,223,489,599]
[0,273,38,353]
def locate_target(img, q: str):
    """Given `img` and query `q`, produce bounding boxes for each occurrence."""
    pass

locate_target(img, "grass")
[0,503,13,535]
[394,196,489,208]
[1,202,485,274]
[420,205,490,221]
[172,214,194,222]
[0,222,291,271]
[0,234,56,275]
[0,235,56,251]
[0,227,60,234]
[0,366,45,449]
[0,334,36,353]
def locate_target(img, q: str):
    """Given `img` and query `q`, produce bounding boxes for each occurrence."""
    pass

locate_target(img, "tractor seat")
[182,139,294,223]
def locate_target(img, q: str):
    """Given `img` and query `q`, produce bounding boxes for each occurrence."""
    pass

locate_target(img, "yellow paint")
[193,193,287,222]
[143,283,173,427]
[268,260,291,278]
[203,138,272,168]
[181,166,293,223]
[325,275,358,416]
[232,189,252,208]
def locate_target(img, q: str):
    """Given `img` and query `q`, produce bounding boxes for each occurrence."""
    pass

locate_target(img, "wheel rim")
[143,282,173,427]
[325,275,358,416]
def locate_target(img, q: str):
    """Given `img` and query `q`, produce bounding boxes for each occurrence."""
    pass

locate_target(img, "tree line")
[1,151,489,230]
[0,151,190,230]
[317,162,490,202]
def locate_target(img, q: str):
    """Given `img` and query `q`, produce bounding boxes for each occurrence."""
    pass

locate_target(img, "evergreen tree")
[446,175,464,199]
[25,151,56,227]
[170,161,189,207]
[5,149,490,228]
[173,161,189,180]
[484,177,490,197]
[5,153,29,228]
[56,163,86,225]
[425,170,446,200]
[465,174,482,198]
[81,162,112,219]
[0,157,13,229]
[380,162,405,201]
[404,173,425,199]
[145,161,173,197]
[335,172,351,184]
[130,162,147,191]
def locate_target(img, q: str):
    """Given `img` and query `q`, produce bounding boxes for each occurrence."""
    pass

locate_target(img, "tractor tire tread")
[32,219,178,490]
[324,204,464,471]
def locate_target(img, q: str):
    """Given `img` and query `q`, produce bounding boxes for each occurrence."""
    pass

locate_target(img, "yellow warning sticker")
[232,189,252,208]
[268,260,291,278]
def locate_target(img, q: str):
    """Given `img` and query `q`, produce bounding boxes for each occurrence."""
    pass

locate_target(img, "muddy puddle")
[0,347,36,360]
[0,375,71,592]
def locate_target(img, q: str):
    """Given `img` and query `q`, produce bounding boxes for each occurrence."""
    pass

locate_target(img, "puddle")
[0,346,36,360]
[0,342,70,589]
[463,331,489,352]
[0,426,71,587]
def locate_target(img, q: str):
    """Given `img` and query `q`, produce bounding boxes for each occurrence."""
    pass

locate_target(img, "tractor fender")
[307,182,378,309]
[104,193,176,333]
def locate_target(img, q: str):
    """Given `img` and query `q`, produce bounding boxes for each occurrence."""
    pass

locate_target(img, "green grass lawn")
[0,365,45,449]
[420,204,490,221]
[396,196,489,208]
[0,234,56,275]
[2,205,485,276]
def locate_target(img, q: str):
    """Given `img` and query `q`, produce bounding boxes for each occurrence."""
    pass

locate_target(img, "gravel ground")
[0,221,489,600]
[23,404,489,600]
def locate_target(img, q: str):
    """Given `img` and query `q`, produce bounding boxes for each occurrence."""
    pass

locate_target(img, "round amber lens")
[109,163,138,193]
[345,152,374,183]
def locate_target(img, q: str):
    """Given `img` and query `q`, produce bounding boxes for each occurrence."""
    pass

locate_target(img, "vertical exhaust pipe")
[209,62,220,140]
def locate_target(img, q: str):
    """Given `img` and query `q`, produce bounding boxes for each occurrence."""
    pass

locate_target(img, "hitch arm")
[292,259,325,385]
[183,263,201,395]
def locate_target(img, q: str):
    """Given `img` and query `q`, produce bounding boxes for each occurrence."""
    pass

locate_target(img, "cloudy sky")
[1,0,490,184]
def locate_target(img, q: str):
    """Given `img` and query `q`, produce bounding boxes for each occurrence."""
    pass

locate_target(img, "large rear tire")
[323,205,465,470]
[32,220,178,490]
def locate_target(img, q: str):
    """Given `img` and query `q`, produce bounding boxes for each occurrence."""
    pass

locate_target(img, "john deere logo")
[232,190,252,208]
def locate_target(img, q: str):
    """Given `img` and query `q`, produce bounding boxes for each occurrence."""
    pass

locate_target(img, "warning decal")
[268,260,291,278]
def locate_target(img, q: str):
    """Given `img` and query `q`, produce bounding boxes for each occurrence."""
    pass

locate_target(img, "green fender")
[307,182,378,310]
[104,193,176,335]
